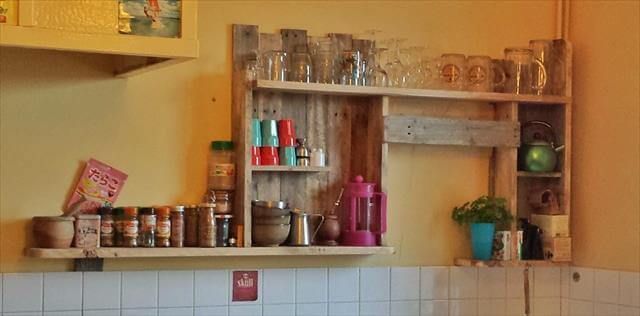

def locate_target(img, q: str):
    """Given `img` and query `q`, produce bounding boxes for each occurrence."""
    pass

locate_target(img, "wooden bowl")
[252,224,290,247]
[253,215,291,225]
[32,216,75,248]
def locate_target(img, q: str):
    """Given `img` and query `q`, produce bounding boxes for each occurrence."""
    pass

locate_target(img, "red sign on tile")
[232,270,258,302]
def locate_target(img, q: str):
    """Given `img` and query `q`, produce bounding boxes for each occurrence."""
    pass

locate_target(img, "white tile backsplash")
[158,307,194,316]
[506,267,527,298]
[360,267,390,302]
[121,308,157,316]
[618,305,640,316]
[328,302,358,316]
[390,267,420,301]
[43,311,81,316]
[478,298,506,316]
[571,267,595,301]
[619,271,640,307]
[229,304,261,316]
[158,270,194,308]
[83,309,121,316]
[478,268,505,298]
[296,302,328,316]
[450,267,478,299]
[328,268,359,303]
[43,272,82,311]
[121,271,158,309]
[195,306,229,316]
[449,299,478,316]
[3,312,43,316]
[263,269,295,304]
[2,273,43,313]
[389,300,420,316]
[359,301,390,316]
[594,302,619,316]
[83,271,121,310]
[506,298,525,316]
[533,298,561,316]
[569,299,594,316]
[195,269,229,307]
[534,267,561,298]
[594,269,619,304]
[420,267,449,300]
[296,268,328,303]
[263,303,295,316]
[420,300,448,316]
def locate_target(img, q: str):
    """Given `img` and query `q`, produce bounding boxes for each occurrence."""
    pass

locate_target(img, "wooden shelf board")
[253,80,571,105]
[517,171,563,178]
[27,246,395,259]
[454,258,570,268]
[251,166,330,172]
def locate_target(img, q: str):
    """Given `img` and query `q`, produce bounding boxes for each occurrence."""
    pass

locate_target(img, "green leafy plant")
[451,196,513,228]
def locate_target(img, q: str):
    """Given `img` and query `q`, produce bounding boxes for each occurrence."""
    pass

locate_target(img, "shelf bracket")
[74,258,104,272]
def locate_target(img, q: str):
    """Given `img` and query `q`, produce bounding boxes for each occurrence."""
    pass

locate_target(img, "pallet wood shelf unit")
[453,258,570,268]
[251,166,331,172]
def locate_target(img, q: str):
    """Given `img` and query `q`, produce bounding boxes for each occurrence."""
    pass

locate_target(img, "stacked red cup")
[278,119,297,166]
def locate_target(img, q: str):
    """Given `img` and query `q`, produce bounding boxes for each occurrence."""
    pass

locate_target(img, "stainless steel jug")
[288,209,324,246]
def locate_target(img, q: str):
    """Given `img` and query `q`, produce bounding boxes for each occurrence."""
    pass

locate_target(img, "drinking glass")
[384,38,409,87]
[290,52,312,83]
[340,50,364,86]
[504,47,547,94]
[263,50,288,81]
[439,53,466,90]
[530,39,564,95]
[465,55,493,92]
[361,29,389,87]
[313,50,336,84]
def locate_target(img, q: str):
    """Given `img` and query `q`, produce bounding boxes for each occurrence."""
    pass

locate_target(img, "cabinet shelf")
[517,171,563,178]
[454,258,570,268]
[251,166,330,172]
[27,246,395,259]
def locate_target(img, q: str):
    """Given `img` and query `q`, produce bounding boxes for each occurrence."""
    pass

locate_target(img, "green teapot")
[519,121,565,172]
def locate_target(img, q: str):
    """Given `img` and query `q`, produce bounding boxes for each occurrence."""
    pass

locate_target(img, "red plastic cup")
[260,146,279,165]
[278,119,296,147]
[251,146,261,166]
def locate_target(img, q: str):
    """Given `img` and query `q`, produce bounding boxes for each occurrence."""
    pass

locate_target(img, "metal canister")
[215,214,233,247]
[184,205,199,247]
[198,203,216,247]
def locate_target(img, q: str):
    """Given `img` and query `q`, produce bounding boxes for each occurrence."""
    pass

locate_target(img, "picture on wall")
[118,0,181,38]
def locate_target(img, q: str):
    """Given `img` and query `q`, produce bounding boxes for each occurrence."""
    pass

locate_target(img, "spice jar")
[99,206,115,247]
[170,205,185,247]
[155,206,171,247]
[198,203,216,247]
[184,205,199,247]
[113,207,125,247]
[139,207,156,248]
[215,214,233,247]
[207,141,236,191]
[214,191,233,214]
[122,207,139,247]
[74,214,101,249]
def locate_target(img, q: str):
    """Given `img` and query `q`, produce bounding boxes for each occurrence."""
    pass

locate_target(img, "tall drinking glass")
[504,47,547,94]
[263,50,288,81]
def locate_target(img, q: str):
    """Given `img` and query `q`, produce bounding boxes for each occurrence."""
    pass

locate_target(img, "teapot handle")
[522,120,558,147]
[531,58,548,92]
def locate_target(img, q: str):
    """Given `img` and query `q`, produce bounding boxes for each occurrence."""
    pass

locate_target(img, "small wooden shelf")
[27,246,395,259]
[253,80,571,105]
[251,166,330,172]
[517,171,563,178]
[454,258,570,268]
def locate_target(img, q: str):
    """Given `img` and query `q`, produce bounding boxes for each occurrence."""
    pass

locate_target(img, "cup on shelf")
[465,55,494,92]
[280,147,297,166]
[438,53,466,90]
[310,148,326,167]
[251,118,262,147]
[261,119,279,147]
[263,50,288,81]
[251,146,261,166]
[278,119,296,147]
[260,147,280,165]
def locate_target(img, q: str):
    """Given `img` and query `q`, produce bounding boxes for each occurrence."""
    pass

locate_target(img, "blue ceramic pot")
[470,223,495,260]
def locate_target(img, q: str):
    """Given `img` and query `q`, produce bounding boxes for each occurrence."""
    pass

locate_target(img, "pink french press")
[340,175,387,246]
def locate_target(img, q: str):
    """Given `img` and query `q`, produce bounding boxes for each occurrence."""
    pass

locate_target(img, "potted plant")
[452,196,513,260]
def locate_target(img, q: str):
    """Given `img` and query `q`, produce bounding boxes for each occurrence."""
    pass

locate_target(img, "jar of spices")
[74,214,101,249]
[184,205,199,247]
[113,207,125,247]
[214,191,233,214]
[198,203,216,247]
[99,206,115,247]
[139,207,156,248]
[214,214,233,247]
[207,141,236,191]
[170,205,185,247]
[122,207,139,247]
[155,206,171,247]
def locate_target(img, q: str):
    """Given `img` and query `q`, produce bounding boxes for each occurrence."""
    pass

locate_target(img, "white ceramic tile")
[570,268,594,301]
[450,267,478,299]
[594,303,619,316]
[297,268,328,303]
[328,268,359,303]
[359,267,390,302]
[158,271,194,308]
[228,304,261,316]
[359,301,389,316]
[449,299,477,316]
[420,267,449,300]
[2,312,43,316]
[195,306,228,316]
[562,267,571,298]
[534,267,561,298]
[159,307,194,316]
[2,273,43,312]
[533,298,561,316]
[619,306,640,316]
[296,303,328,316]
[506,298,524,316]
[562,299,570,316]
[43,272,82,311]
[83,271,121,310]
[594,269,619,304]
[478,268,506,298]
[121,271,158,309]
[506,267,527,298]
[121,308,158,316]
[83,310,121,316]
[263,304,295,316]
[229,270,262,306]
[569,299,594,316]
[262,269,295,304]
[389,300,420,316]
[619,271,640,307]
[195,270,229,307]
[1,273,3,313]
[329,302,358,316]
[390,267,420,301]
[420,300,448,316]
[43,311,81,316]
[478,298,506,316]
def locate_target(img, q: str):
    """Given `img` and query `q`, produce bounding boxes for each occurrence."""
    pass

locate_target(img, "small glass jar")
[99,206,115,247]
[122,207,139,247]
[214,191,232,214]
[198,203,216,247]
[155,206,171,247]
[170,205,185,247]
[215,214,233,247]
[139,207,156,248]
[207,141,236,191]
[113,207,125,247]
[184,205,199,247]
[74,214,101,249]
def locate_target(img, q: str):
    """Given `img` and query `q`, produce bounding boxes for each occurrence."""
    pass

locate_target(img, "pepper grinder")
[295,138,310,166]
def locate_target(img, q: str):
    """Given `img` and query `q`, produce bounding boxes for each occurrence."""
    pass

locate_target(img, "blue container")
[251,119,262,147]
[280,147,297,166]
[470,223,495,260]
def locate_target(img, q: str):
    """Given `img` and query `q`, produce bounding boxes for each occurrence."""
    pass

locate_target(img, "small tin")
[74,214,101,249]
[492,230,511,261]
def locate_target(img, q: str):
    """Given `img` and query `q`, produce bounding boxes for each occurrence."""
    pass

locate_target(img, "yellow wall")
[570,0,640,272]
[0,1,557,272]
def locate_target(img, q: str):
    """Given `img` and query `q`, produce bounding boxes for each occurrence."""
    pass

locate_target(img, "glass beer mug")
[504,48,547,94]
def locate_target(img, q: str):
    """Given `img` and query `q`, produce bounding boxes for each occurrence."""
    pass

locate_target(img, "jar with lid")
[214,191,233,214]
[113,207,125,246]
[155,206,171,247]
[184,205,199,247]
[74,214,101,249]
[215,214,233,247]
[170,205,185,247]
[138,207,156,247]
[122,207,139,247]
[198,203,216,247]
[99,206,115,247]
[208,141,236,191]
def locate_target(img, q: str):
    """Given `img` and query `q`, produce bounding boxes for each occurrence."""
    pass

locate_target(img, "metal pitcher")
[288,209,324,246]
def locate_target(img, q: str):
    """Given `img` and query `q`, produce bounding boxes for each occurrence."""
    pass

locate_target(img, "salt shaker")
[310,148,326,167]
